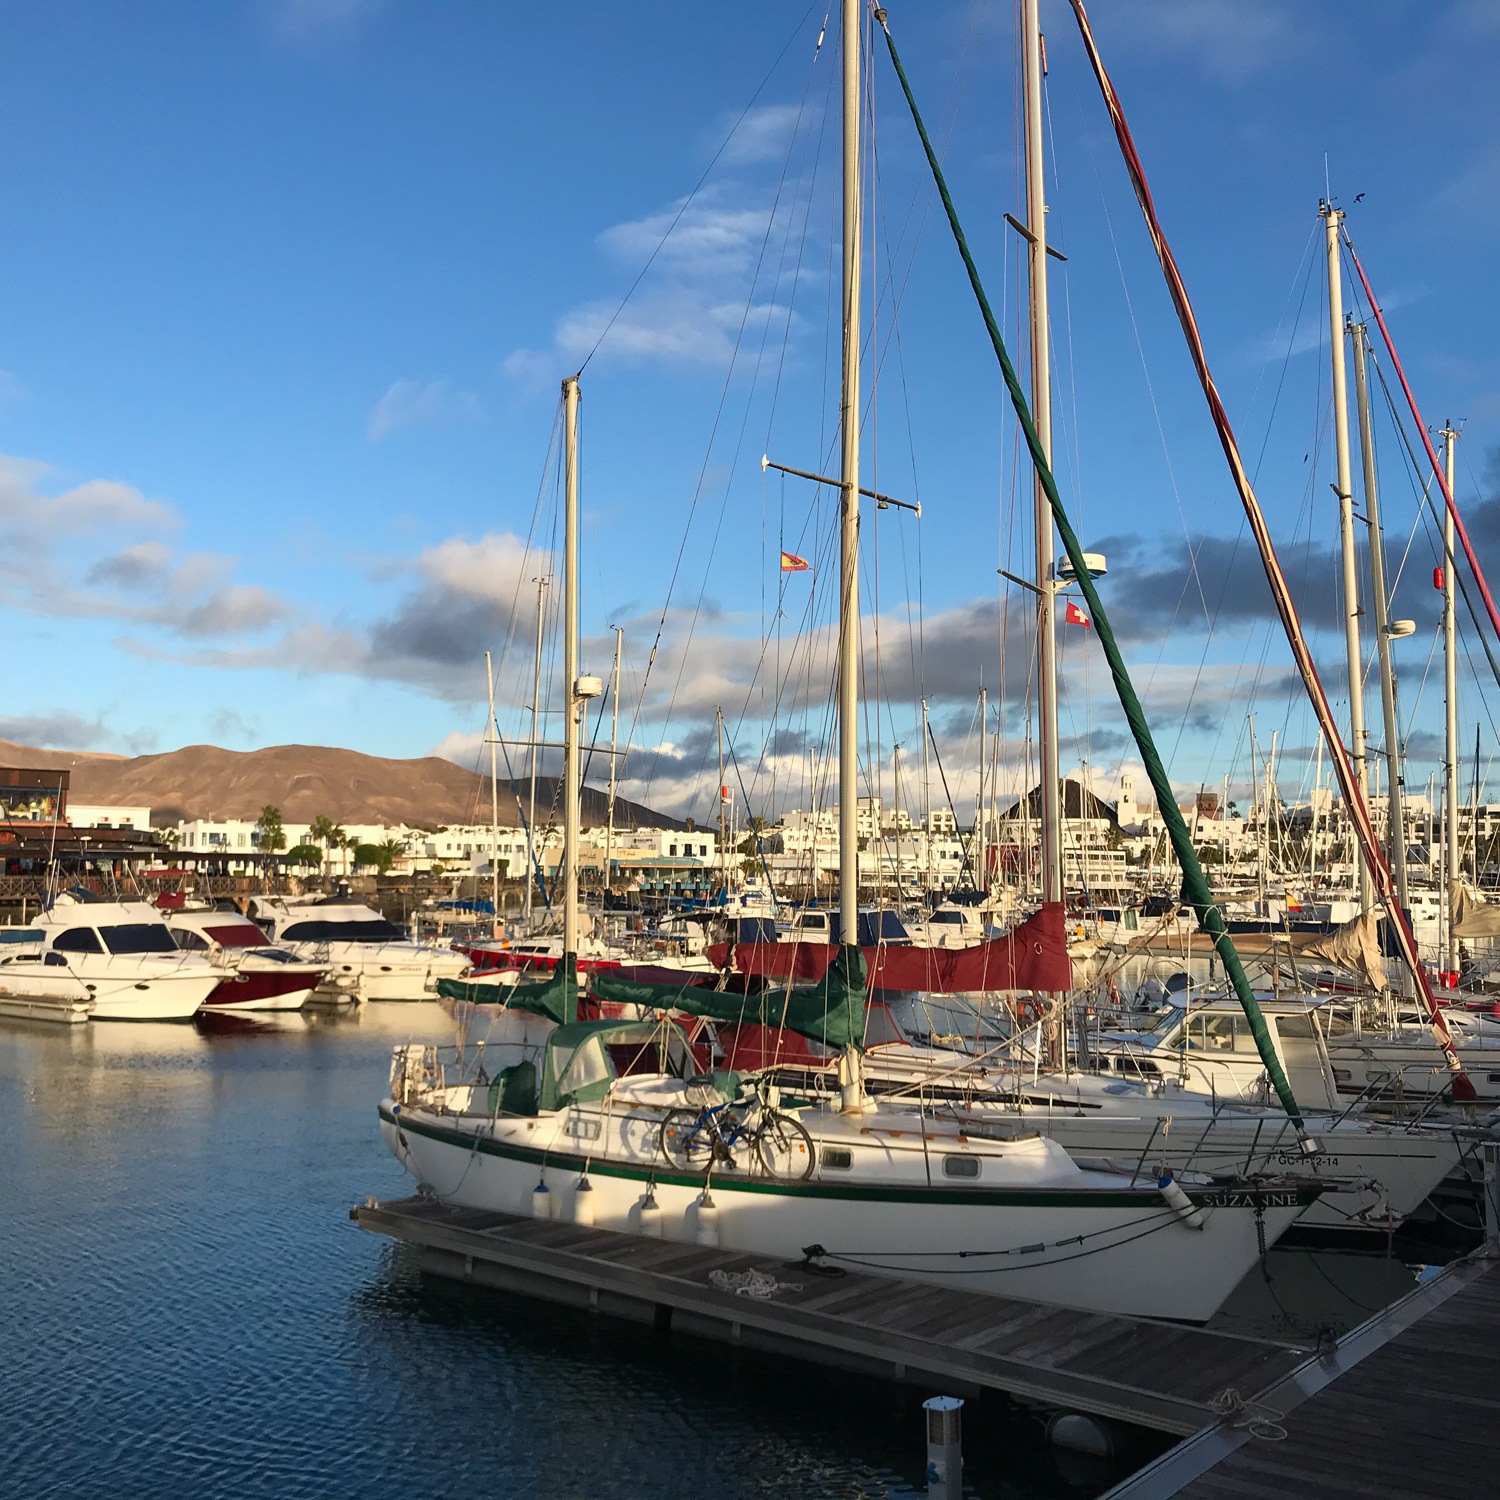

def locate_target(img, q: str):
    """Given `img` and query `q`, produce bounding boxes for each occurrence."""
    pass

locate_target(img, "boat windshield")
[100,924,178,955]
[203,923,271,948]
[280,919,405,943]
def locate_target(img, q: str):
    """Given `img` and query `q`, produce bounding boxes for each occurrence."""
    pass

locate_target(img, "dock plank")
[354,1195,1308,1436]
[1121,1257,1500,1499]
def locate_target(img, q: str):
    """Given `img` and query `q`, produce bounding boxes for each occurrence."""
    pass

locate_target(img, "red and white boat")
[163,908,327,1012]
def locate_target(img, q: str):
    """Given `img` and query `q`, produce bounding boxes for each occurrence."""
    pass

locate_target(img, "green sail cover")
[591,944,868,1050]
[436,965,573,1025]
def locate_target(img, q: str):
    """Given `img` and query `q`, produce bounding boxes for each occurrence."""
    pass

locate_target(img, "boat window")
[280,919,404,943]
[0,929,43,945]
[931,911,963,925]
[1320,1010,1356,1038]
[1189,1014,1256,1052]
[51,928,103,954]
[942,1155,981,1179]
[1275,1014,1317,1040]
[556,1042,611,1099]
[100,924,178,955]
[203,923,270,948]
[172,930,211,951]
[1139,1008,1183,1034]
[1124,911,1139,931]
[820,1147,853,1171]
[44,952,69,967]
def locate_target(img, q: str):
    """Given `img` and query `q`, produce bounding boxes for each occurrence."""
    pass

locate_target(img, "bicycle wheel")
[660,1108,718,1170]
[756,1111,815,1180]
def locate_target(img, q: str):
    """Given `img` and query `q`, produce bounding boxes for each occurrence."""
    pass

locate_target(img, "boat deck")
[0,994,91,1025]
[353,1194,1308,1436]
[1101,1251,1500,1497]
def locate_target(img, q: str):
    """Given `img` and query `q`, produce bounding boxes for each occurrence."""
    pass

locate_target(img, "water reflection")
[0,999,1448,1500]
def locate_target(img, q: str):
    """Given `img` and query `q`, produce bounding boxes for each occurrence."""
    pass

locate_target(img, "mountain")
[0,740,681,832]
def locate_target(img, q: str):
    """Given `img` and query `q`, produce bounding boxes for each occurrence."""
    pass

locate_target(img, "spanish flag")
[780,551,810,573]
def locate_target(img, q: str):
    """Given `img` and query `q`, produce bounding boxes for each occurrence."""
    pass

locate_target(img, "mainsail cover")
[1304,911,1388,992]
[591,944,867,1049]
[1454,881,1500,940]
[707,901,1071,993]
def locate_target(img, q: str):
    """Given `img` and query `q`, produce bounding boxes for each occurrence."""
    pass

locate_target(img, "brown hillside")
[0,740,678,831]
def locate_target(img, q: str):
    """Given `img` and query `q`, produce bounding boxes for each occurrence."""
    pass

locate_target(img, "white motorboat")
[383,1013,1323,1324]
[0,929,92,1024]
[248,898,470,1001]
[1095,994,1500,1106]
[164,908,327,1011]
[30,894,228,1020]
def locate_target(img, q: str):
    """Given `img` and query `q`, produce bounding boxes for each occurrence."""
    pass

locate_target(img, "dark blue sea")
[1,1004,1167,1499]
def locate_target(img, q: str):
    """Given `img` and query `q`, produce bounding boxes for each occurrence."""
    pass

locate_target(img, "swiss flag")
[1065,601,1091,627]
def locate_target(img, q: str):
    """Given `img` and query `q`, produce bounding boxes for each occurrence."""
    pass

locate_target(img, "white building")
[68,803,152,829]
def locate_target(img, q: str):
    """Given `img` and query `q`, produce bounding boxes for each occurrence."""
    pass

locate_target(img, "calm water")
[1,1005,1153,1500]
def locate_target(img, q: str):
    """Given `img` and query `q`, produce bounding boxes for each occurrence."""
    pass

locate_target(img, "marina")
[3,1,1500,1496]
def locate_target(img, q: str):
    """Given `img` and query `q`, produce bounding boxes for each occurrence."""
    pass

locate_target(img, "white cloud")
[505,180,814,376]
[719,103,819,167]
[598,200,776,279]
[0,459,176,548]
[368,378,481,440]
[270,0,383,39]
[514,292,792,371]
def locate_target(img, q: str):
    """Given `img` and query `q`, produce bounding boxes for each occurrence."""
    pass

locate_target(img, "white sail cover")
[1303,910,1388,992]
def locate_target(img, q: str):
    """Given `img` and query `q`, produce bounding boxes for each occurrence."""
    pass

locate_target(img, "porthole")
[820,1147,853,1171]
[942,1155,981,1179]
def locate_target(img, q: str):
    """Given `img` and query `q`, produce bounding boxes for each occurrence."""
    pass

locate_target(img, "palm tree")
[307,815,346,876]
[376,836,410,872]
[256,805,286,853]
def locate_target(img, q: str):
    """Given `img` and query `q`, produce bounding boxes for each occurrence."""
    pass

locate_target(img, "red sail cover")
[707,902,1071,993]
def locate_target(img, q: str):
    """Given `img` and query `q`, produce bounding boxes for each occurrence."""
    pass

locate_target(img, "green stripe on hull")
[380,1105,1319,1211]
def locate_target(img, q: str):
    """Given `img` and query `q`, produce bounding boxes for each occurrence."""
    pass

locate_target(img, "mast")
[836,0,862,948]
[1442,423,1460,975]
[1322,202,1371,910]
[1351,321,1409,919]
[1023,0,1062,909]
[604,625,622,894]
[525,574,549,924]
[921,698,933,897]
[486,650,501,938]
[717,707,728,895]
[832,0,865,1112]
[561,375,582,1006]
[975,686,987,889]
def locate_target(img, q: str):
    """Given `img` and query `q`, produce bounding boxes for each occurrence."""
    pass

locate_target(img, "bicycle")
[658,1080,816,1181]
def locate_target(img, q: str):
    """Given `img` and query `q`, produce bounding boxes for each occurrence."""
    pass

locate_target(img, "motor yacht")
[248,898,470,1001]
[29,893,228,1020]
[164,907,327,1011]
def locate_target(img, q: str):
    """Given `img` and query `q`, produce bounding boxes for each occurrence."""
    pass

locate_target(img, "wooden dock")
[1100,1251,1500,1497]
[352,1194,1309,1436]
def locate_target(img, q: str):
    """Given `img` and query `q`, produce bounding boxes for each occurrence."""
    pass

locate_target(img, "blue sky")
[1,0,1497,821]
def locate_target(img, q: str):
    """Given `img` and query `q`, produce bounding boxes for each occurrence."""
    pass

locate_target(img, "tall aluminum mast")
[1321,202,1371,909]
[1350,322,1409,922]
[485,650,501,937]
[836,0,863,948]
[561,375,583,995]
[1023,0,1061,907]
[524,574,549,924]
[604,625,622,894]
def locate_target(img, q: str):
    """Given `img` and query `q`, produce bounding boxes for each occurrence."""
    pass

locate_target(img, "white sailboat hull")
[380,1096,1310,1324]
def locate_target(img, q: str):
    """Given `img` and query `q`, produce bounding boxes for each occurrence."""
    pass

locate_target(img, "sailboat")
[377,1,1326,1327]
